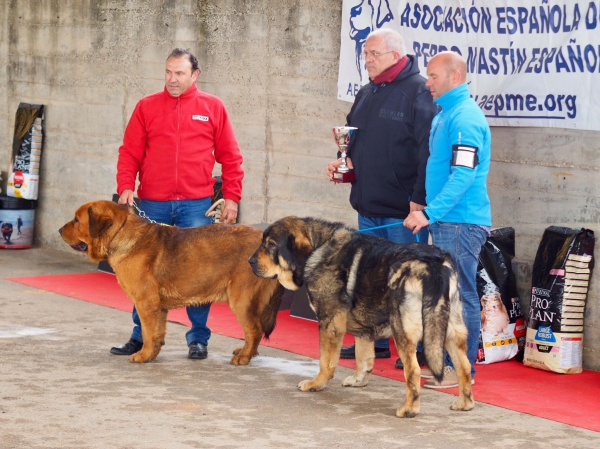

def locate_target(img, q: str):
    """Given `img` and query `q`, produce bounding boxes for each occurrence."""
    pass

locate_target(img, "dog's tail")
[260,281,286,339]
[389,258,450,382]
[420,259,458,383]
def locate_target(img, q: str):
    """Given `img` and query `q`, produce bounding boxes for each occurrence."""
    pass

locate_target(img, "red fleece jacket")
[117,84,244,202]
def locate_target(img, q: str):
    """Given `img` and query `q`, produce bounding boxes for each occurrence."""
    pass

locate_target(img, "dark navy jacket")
[346,55,436,219]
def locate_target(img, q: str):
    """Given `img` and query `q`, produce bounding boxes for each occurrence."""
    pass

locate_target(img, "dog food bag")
[476,227,525,364]
[7,103,45,200]
[523,226,595,374]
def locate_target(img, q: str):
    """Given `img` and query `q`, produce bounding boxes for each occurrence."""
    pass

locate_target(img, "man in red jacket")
[111,48,244,360]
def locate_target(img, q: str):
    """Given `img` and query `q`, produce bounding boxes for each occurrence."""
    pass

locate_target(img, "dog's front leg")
[231,312,261,365]
[298,313,347,392]
[342,336,374,387]
[130,300,166,363]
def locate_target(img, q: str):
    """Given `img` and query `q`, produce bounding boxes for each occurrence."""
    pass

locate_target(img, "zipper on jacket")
[358,88,377,216]
[175,98,180,200]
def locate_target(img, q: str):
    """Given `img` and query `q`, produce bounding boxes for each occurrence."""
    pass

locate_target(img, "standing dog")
[249,216,474,417]
[59,200,284,365]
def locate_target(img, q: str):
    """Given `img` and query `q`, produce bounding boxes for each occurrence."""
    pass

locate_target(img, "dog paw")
[396,406,419,418]
[342,375,368,388]
[450,398,475,411]
[298,379,323,392]
[129,352,151,363]
[230,354,251,365]
[232,347,258,357]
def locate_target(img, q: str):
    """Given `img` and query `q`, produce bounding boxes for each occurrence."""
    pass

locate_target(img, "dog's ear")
[291,233,312,260]
[88,206,113,238]
[287,233,313,287]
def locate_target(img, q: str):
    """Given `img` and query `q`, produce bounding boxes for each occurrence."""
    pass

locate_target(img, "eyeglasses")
[360,50,395,60]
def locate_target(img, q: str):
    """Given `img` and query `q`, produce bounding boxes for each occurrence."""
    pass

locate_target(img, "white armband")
[451,144,479,169]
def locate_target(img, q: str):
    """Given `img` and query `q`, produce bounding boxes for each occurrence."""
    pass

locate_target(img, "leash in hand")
[130,200,230,226]
[357,221,420,243]
[205,198,236,224]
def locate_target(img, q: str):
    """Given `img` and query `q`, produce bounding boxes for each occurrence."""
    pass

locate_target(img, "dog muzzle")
[71,242,88,252]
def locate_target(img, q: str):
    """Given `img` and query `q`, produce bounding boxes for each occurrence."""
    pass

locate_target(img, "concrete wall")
[1,0,599,370]
[0,0,8,187]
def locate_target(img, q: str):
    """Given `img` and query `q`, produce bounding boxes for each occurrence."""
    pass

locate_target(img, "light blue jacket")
[423,83,492,226]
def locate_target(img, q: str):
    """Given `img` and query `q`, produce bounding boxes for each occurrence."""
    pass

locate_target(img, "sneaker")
[339,344,391,359]
[420,367,434,379]
[423,366,475,389]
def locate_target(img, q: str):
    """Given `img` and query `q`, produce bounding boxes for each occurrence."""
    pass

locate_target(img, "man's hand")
[409,201,424,213]
[326,157,353,179]
[221,199,238,224]
[404,210,429,234]
[118,189,135,206]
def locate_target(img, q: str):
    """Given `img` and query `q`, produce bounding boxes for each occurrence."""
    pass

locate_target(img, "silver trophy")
[331,126,357,183]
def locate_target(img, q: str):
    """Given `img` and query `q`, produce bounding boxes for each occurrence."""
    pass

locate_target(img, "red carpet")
[8,272,600,432]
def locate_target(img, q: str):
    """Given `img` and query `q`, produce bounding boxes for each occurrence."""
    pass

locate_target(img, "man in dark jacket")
[326,28,436,365]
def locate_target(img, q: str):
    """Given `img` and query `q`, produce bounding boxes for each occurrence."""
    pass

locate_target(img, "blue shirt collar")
[434,83,470,110]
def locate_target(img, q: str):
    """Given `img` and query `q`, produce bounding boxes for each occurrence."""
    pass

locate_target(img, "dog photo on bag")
[249,216,474,417]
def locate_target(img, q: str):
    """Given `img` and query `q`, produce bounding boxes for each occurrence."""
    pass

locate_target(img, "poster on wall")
[337,0,600,131]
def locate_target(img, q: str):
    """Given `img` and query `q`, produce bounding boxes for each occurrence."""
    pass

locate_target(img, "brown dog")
[249,217,474,417]
[59,200,284,364]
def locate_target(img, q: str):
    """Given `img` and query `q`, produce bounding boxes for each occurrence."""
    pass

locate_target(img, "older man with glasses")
[326,28,436,368]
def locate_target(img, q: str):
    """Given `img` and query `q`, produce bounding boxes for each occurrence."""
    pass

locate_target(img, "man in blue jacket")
[404,51,492,388]
[327,28,436,366]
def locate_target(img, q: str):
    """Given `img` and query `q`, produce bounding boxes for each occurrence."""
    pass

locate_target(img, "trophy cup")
[331,126,357,183]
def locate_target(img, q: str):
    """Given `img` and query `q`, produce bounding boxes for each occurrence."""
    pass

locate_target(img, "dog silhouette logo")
[348,0,394,80]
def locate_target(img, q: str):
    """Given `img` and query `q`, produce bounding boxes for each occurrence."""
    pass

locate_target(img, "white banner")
[337,0,600,131]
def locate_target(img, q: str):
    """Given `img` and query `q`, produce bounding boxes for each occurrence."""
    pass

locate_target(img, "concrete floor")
[1,247,599,448]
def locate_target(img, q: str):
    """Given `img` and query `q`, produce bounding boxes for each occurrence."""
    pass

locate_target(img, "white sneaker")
[420,367,434,379]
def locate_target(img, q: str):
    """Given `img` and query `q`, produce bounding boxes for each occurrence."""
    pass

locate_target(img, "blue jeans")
[429,222,487,377]
[358,214,429,350]
[130,197,213,347]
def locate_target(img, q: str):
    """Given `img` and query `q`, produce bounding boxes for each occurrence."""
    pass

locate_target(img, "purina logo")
[192,115,208,122]
[348,0,394,82]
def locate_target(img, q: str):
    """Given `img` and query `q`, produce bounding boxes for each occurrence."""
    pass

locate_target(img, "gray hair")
[366,29,406,57]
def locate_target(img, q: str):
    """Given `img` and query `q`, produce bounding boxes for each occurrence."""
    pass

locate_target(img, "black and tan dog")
[249,216,474,417]
[59,200,284,365]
